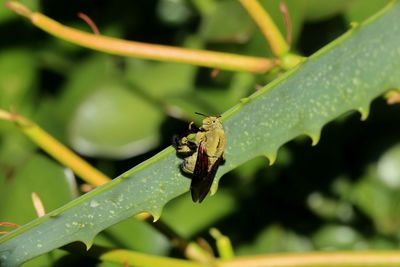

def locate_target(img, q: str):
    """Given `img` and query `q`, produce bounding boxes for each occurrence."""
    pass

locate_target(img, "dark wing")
[190,142,223,203]
[190,141,209,202]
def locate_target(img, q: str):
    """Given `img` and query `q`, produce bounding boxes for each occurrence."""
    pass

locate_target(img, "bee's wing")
[191,141,222,203]
[190,141,209,202]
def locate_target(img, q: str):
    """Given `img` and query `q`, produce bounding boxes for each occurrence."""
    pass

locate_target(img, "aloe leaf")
[1,2,400,266]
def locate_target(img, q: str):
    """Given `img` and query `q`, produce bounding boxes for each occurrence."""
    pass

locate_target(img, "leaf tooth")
[306,130,321,146]
[210,180,219,196]
[350,22,360,29]
[264,151,277,166]
[357,105,370,121]
[120,173,130,180]
[239,97,251,104]
[148,208,163,222]
[82,237,94,250]
[49,209,62,218]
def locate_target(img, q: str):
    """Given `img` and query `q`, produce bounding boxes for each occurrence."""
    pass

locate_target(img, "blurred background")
[1,0,400,266]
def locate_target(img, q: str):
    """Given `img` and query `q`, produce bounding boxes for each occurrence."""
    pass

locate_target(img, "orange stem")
[6,1,276,73]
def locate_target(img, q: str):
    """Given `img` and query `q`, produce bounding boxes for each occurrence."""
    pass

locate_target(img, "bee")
[174,113,226,203]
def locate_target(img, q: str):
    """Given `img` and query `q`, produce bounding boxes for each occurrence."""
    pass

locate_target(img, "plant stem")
[65,243,210,267]
[152,219,213,262]
[6,1,276,73]
[239,0,289,57]
[0,110,110,186]
[218,251,400,267]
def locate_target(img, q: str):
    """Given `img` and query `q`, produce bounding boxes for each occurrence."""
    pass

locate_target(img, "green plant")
[1,1,400,266]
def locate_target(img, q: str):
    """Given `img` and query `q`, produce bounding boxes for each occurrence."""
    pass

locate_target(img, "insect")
[174,113,226,203]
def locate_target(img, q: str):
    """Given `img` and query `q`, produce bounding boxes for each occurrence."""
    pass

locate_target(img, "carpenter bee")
[174,113,226,203]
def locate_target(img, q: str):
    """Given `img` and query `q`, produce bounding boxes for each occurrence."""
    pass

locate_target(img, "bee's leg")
[181,152,197,175]
[174,136,197,154]
[172,135,181,148]
[186,139,197,151]
[188,122,201,133]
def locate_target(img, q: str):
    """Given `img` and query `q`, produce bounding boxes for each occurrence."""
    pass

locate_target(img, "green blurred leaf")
[0,153,77,225]
[0,130,36,168]
[58,55,117,121]
[258,0,307,45]
[157,0,193,25]
[351,144,400,235]
[22,250,68,267]
[377,143,400,188]
[200,0,254,43]
[304,0,350,21]
[125,59,196,99]
[0,0,40,23]
[68,82,163,159]
[345,0,391,23]
[199,0,306,46]
[0,48,37,109]
[94,217,170,255]
[167,72,255,115]
[307,191,354,222]
[0,48,38,168]
[312,225,364,250]
[237,225,312,255]
[162,190,236,238]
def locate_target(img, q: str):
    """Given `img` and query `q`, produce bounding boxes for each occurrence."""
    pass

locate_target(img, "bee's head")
[200,115,222,131]
[195,112,222,130]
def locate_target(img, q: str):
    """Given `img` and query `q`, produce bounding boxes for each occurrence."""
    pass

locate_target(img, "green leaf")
[312,224,364,249]
[58,55,165,158]
[2,2,400,266]
[0,0,40,23]
[68,82,163,159]
[345,0,391,23]
[200,0,306,48]
[167,72,255,115]
[199,0,254,43]
[350,144,400,235]
[304,0,350,21]
[237,224,312,254]
[94,217,170,255]
[0,48,37,109]
[0,154,77,225]
[124,59,197,99]
[162,190,236,238]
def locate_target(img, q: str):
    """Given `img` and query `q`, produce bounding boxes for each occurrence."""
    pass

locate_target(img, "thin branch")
[152,219,213,262]
[0,222,20,235]
[77,12,100,35]
[218,251,400,267]
[0,222,20,228]
[279,1,292,46]
[31,192,46,217]
[64,243,210,267]
[239,0,289,57]
[0,109,110,186]
[385,89,400,105]
[6,1,276,73]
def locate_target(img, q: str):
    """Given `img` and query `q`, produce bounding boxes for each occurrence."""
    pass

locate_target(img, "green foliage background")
[1,0,400,266]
